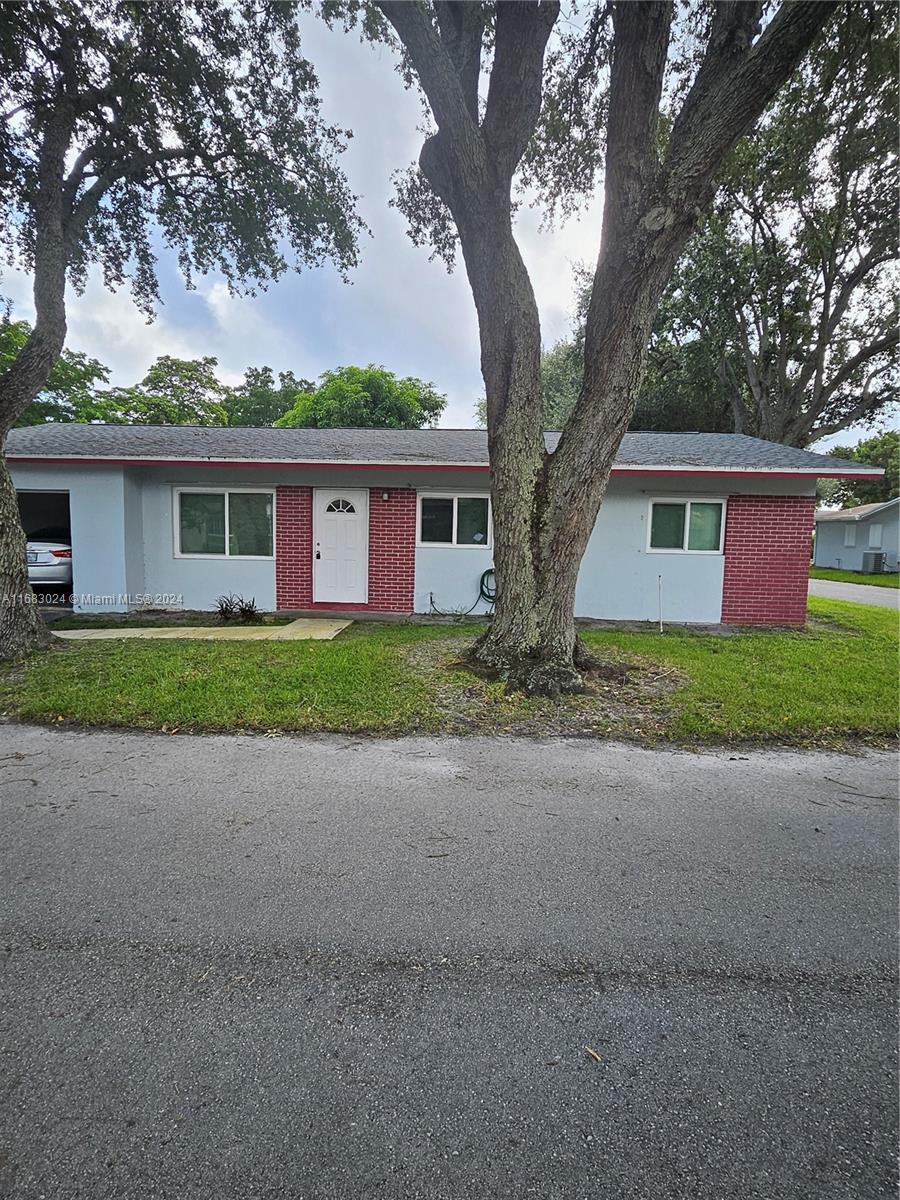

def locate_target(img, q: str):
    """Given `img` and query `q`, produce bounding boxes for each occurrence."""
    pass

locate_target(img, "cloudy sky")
[4,16,601,430]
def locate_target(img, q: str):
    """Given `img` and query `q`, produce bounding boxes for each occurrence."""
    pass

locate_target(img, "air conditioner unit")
[861,551,886,574]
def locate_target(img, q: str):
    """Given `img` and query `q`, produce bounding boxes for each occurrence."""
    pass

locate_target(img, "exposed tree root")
[467,627,591,697]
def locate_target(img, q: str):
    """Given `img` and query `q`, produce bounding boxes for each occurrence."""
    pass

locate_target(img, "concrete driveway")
[0,726,896,1200]
[810,578,899,608]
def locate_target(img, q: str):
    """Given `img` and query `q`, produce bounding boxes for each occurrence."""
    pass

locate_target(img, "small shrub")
[215,593,240,622]
[236,596,263,623]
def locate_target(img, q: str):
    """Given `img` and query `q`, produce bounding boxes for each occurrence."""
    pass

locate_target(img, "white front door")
[313,488,369,604]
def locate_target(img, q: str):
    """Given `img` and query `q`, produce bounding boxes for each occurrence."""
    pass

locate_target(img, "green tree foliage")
[4,320,114,425]
[108,356,231,426]
[276,365,446,429]
[473,274,731,434]
[0,2,359,329]
[223,367,312,427]
[644,9,897,446]
[540,340,583,430]
[11,332,444,430]
[480,9,897,445]
[475,338,584,430]
[827,431,900,508]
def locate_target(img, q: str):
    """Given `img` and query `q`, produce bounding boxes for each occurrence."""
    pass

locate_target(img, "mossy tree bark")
[0,106,74,659]
[379,0,834,693]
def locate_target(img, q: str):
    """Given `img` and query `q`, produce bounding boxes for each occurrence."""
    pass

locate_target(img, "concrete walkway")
[55,617,351,641]
[809,579,899,609]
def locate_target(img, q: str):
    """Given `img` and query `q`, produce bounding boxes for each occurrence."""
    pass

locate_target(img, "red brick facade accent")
[365,487,417,612]
[721,494,815,625]
[275,485,313,609]
[274,485,416,613]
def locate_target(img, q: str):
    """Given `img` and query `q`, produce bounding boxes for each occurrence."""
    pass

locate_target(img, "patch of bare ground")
[405,635,686,738]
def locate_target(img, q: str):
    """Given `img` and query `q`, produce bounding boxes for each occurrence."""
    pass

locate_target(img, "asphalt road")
[0,726,896,1200]
[809,578,899,609]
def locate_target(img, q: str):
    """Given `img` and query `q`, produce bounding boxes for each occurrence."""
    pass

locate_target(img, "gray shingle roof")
[5,424,881,475]
[816,497,898,521]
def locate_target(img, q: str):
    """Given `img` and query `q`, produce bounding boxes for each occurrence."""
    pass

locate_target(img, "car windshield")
[27,528,70,542]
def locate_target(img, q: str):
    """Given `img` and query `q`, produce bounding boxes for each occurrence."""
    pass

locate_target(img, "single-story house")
[813,496,899,573]
[7,425,882,624]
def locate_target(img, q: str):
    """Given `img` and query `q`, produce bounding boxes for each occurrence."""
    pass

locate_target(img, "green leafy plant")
[215,594,240,622]
[276,365,446,429]
[236,596,263,623]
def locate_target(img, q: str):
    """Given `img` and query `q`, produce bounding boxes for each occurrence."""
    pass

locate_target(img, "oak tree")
[0,0,358,656]
[350,0,838,692]
[826,431,899,508]
[108,356,231,426]
[654,6,898,447]
[224,367,314,428]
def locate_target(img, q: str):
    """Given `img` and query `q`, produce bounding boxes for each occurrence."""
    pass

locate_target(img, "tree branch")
[795,245,895,396]
[433,1,485,120]
[819,328,899,407]
[668,2,764,151]
[481,0,560,177]
[665,1,834,201]
[65,145,221,238]
[580,0,672,362]
[807,366,897,443]
[549,1,672,485]
[605,1,671,205]
[377,1,479,147]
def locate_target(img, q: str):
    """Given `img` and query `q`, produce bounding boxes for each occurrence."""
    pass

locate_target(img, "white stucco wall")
[11,462,133,612]
[122,470,145,598]
[414,475,817,623]
[12,459,820,621]
[575,484,725,622]
[415,545,495,615]
[139,468,276,611]
[414,479,727,623]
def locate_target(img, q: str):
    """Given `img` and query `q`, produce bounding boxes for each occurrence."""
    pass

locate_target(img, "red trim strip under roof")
[4,455,881,479]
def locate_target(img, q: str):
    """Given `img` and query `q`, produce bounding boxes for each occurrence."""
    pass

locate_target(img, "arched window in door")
[325,498,356,514]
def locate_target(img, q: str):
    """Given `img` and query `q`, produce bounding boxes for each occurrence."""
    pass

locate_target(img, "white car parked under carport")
[26,527,73,587]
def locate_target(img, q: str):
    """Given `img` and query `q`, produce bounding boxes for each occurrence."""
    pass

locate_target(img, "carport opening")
[17,489,71,539]
[17,489,72,606]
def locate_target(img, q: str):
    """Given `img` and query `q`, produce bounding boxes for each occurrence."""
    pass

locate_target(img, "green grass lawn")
[810,566,899,589]
[582,598,897,741]
[2,598,896,744]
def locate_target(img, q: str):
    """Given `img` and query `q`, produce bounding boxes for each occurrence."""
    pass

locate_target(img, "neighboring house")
[7,426,882,624]
[813,497,900,573]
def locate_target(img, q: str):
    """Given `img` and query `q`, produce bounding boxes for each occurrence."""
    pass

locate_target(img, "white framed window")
[868,523,883,548]
[174,487,275,559]
[417,493,491,547]
[843,524,857,547]
[647,497,726,554]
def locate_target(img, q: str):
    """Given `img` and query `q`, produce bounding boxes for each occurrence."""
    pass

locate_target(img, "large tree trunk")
[0,451,52,657]
[0,109,73,659]
[454,2,675,696]
[0,317,68,660]
[471,301,661,695]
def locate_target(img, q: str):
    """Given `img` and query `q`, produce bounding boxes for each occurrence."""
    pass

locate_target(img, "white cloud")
[4,266,202,385]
